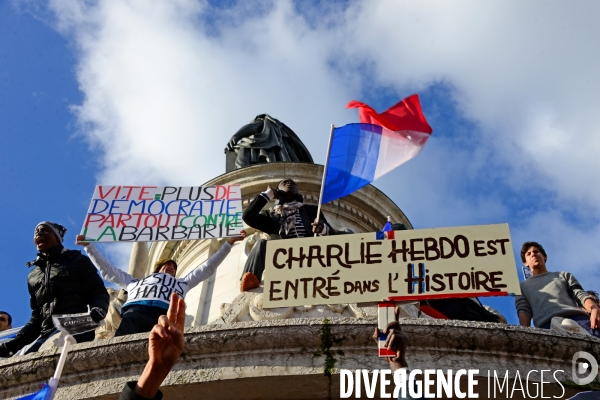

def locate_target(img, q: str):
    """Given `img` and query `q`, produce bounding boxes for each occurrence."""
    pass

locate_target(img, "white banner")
[80,185,243,242]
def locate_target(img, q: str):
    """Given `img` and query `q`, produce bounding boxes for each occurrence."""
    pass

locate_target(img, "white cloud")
[340,1,600,213]
[46,0,600,303]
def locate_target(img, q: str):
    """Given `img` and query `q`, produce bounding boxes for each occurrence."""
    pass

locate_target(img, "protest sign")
[80,185,243,242]
[263,224,521,308]
[52,312,101,336]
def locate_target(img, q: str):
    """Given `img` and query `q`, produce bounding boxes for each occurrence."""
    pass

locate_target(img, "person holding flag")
[239,178,338,292]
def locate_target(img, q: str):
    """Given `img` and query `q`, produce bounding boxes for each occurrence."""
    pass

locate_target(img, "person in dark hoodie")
[0,222,109,357]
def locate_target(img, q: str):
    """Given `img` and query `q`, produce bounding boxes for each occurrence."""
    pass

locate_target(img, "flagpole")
[48,334,76,399]
[314,124,335,237]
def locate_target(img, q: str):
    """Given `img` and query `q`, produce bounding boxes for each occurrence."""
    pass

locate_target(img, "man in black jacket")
[0,222,109,357]
[240,179,336,291]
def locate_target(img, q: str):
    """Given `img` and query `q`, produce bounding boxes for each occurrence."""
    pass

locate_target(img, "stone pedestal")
[140,162,412,327]
[1,319,597,399]
[3,161,597,399]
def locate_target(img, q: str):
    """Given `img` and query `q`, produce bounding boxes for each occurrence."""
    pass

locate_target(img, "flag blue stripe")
[322,123,382,204]
[17,383,52,399]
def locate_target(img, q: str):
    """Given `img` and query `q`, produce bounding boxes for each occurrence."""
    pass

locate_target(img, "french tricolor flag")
[321,94,432,204]
[377,302,397,357]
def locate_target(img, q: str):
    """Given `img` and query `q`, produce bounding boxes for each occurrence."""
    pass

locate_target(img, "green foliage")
[315,318,344,377]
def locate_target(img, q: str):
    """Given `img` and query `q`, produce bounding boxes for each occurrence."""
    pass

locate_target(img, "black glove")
[90,307,106,323]
[0,343,11,358]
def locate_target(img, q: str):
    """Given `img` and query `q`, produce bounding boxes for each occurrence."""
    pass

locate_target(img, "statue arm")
[225,120,263,151]
[85,244,136,288]
[181,242,232,287]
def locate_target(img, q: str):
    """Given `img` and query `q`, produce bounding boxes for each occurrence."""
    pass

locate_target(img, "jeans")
[115,305,168,336]
[541,314,600,337]
[241,239,268,282]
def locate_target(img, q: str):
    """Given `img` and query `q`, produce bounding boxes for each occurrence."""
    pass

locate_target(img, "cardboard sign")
[263,224,521,308]
[81,185,243,242]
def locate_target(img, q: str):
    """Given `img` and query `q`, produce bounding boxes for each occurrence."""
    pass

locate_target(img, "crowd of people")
[0,178,598,398]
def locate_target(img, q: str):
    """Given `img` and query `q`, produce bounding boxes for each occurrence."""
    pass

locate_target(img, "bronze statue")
[225,114,313,171]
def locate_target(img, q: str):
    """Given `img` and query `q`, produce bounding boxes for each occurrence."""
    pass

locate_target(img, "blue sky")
[1,0,600,328]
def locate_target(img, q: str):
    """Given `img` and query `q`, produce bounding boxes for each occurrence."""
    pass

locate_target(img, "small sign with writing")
[263,224,521,308]
[52,312,101,336]
[80,185,243,242]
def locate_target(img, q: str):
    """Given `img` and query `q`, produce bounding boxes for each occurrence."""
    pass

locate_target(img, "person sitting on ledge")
[77,233,244,336]
[515,241,599,337]
[240,178,337,292]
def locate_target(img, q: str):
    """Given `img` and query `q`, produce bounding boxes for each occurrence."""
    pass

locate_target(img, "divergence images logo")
[572,351,598,386]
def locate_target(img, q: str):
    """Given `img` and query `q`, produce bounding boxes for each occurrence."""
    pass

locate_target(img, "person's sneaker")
[240,272,260,292]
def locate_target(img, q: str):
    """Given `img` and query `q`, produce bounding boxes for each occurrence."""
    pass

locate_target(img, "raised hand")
[372,306,409,371]
[228,229,247,245]
[311,218,325,234]
[75,234,89,247]
[134,293,186,398]
[149,293,185,368]
[265,185,277,199]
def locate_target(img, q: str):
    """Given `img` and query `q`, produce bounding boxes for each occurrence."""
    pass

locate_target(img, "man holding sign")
[81,185,243,243]
[77,233,244,336]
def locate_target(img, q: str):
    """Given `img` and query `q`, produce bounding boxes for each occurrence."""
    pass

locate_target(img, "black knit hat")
[34,221,67,244]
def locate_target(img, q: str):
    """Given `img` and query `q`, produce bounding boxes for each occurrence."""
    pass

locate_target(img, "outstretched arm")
[0,296,43,357]
[225,120,263,151]
[76,234,135,288]
[182,232,246,288]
